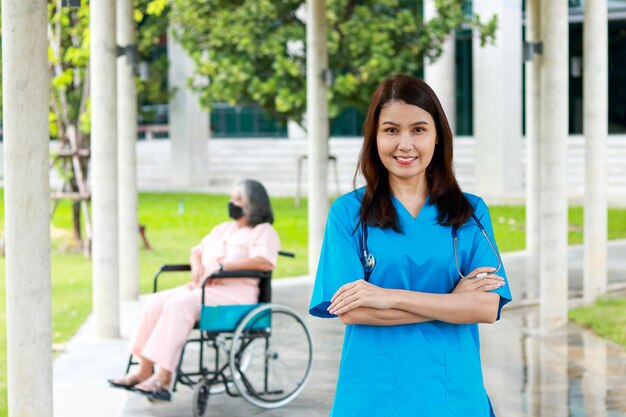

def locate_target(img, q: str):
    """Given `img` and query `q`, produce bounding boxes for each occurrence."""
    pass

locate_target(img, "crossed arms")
[328,267,505,326]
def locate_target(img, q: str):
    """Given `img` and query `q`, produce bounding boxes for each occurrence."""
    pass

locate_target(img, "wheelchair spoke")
[230,304,313,409]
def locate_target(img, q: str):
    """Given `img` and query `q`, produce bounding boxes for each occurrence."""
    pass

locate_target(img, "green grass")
[487,205,626,250]
[0,191,308,416]
[570,296,626,348]
[1,191,626,416]
[116,192,309,293]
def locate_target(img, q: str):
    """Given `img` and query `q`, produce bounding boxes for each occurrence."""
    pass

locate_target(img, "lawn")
[1,191,626,415]
[0,191,307,416]
[570,296,626,348]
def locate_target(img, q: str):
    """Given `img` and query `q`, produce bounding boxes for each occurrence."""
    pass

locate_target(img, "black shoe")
[134,379,172,402]
[107,376,140,391]
[146,388,172,402]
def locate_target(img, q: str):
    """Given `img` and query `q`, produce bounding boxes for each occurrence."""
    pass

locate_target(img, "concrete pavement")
[52,241,626,417]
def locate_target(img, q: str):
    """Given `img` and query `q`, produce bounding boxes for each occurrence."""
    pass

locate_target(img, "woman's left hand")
[328,279,393,315]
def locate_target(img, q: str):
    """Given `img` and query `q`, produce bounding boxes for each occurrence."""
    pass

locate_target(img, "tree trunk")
[72,199,82,241]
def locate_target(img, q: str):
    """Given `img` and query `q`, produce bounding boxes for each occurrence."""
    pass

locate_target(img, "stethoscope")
[360,214,502,281]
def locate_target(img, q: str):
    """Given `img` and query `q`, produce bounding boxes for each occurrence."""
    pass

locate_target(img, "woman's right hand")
[452,267,505,294]
[190,265,204,288]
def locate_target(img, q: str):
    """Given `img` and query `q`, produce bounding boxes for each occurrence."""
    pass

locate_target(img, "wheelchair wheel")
[192,381,211,417]
[209,335,255,395]
[203,334,247,395]
[229,303,313,409]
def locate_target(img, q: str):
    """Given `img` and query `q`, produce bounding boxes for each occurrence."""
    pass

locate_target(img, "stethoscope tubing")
[453,215,502,279]
[360,214,502,281]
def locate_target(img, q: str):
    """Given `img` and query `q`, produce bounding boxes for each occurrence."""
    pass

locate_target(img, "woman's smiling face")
[376,100,437,186]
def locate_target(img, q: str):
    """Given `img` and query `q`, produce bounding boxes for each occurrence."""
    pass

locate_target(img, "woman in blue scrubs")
[309,74,512,417]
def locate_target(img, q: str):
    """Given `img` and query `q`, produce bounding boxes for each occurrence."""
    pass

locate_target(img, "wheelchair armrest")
[153,264,192,293]
[155,252,293,295]
[201,270,271,305]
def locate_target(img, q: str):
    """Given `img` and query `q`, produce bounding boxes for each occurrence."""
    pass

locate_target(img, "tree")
[47,0,92,246]
[135,0,171,122]
[1,0,170,247]
[159,0,496,126]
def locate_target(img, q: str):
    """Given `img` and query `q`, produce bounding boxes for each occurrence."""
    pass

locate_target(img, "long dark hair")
[354,74,473,231]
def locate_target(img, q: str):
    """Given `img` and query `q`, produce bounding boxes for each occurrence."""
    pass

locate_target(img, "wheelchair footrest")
[262,390,284,395]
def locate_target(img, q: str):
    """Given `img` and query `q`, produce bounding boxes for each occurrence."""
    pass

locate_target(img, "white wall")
[1,136,625,206]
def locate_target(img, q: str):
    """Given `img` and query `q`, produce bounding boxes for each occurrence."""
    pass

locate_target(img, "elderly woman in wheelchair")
[108,179,280,401]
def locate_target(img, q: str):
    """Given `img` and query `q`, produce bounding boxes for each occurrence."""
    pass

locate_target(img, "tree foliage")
[162,0,497,126]
[48,0,91,142]
[0,0,168,130]
[135,0,171,118]
[1,0,169,241]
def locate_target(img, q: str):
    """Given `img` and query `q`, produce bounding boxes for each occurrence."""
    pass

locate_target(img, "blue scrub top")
[309,189,512,417]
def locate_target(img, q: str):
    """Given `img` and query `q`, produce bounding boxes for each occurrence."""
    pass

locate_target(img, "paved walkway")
[53,241,626,417]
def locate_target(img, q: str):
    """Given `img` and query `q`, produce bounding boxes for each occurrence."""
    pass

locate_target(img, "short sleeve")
[309,202,365,318]
[467,198,513,321]
[248,224,281,267]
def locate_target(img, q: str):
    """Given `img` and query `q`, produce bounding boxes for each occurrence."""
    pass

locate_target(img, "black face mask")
[228,202,244,220]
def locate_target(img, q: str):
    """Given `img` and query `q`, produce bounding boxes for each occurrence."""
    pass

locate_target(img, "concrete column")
[91,0,120,337]
[167,28,209,190]
[2,0,53,415]
[583,0,608,303]
[423,0,456,133]
[525,0,541,267]
[306,0,329,276]
[117,0,139,300]
[472,0,523,200]
[539,0,569,330]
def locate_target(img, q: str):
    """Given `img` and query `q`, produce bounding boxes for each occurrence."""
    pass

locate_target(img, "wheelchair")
[126,251,313,416]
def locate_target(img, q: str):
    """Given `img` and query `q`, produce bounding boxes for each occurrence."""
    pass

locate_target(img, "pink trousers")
[129,283,257,372]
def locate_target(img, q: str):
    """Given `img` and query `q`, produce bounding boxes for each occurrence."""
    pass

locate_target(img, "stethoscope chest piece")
[362,252,376,273]
[360,222,375,280]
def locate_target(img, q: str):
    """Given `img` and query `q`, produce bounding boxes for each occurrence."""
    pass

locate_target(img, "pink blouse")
[191,222,281,302]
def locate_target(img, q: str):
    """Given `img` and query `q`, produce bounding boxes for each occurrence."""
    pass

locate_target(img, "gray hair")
[236,179,274,226]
